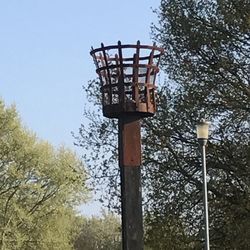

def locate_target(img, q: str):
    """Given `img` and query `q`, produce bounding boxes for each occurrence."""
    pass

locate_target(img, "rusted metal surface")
[118,116,141,167]
[90,41,163,250]
[90,41,164,118]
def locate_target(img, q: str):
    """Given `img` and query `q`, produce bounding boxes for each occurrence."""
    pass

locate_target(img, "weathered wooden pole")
[119,115,143,249]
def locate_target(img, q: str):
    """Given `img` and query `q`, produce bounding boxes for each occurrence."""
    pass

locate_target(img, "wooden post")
[118,115,143,250]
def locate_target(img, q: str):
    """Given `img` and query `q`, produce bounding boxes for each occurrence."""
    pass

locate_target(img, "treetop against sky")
[0,0,160,216]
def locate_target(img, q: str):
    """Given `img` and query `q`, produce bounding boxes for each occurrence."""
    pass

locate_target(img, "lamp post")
[196,120,210,250]
[90,41,163,250]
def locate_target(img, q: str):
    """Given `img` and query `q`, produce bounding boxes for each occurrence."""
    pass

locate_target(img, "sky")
[0,0,160,216]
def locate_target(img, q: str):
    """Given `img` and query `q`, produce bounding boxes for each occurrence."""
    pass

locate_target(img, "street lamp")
[196,119,210,250]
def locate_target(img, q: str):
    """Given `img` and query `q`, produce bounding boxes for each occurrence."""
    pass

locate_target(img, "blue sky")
[0,0,160,216]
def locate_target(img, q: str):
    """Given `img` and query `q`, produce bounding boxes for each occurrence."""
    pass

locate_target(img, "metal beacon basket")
[90,41,164,118]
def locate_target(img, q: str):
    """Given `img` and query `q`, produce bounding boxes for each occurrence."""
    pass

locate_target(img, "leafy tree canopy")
[77,0,250,248]
[74,211,121,250]
[0,100,88,250]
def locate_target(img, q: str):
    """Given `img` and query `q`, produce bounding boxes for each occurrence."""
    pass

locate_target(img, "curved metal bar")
[90,41,164,55]
[94,53,162,62]
[96,64,159,74]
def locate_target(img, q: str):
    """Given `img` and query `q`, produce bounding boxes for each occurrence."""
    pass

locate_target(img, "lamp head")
[196,119,210,145]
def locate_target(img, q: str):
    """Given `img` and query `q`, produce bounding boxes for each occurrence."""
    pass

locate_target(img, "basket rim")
[90,41,164,55]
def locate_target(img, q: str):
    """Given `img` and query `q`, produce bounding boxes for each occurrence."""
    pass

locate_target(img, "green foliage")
[145,213,200,250]
[74,212,121,250]
[77,0,250,249]
[145,0,250,248]
[0,100,88,249]
[74,80,120,211]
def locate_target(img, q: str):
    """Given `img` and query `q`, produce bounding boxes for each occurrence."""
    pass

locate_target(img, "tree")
[145,0,250,248]
[0,100,88,249]
[76,0,250,248]
[75,82,120,211]
[74,211,121,250]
